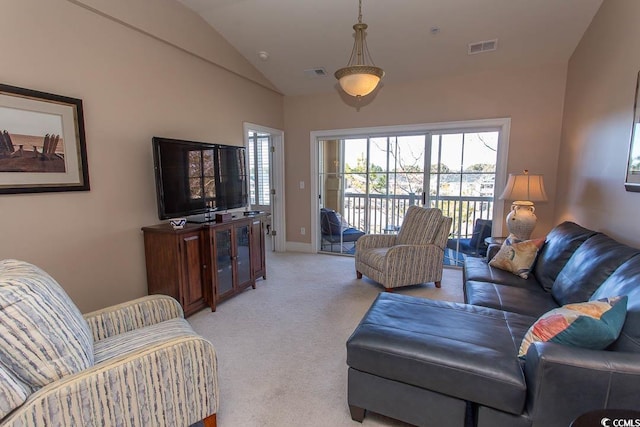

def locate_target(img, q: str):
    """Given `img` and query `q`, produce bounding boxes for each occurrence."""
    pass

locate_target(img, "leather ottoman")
[346,293,536,426]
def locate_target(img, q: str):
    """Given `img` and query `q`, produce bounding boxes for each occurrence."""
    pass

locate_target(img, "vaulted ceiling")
[177,0,603,96]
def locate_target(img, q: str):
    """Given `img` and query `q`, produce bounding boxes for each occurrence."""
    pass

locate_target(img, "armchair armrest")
[524,341,640,426]
[83,295,184,341]
[356,234,397,251]
[3,336,218,427]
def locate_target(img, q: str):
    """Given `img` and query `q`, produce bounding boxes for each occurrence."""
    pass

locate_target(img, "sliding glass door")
[429,132,498,265]
[341,135,428,233]
[318,127,500,264]
[318,134,429,255]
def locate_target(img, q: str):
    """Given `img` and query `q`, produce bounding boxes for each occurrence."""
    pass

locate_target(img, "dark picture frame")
[625,71,640,192]
[0,83,89,194]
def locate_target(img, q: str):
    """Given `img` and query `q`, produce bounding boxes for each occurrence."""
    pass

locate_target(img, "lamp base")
[505,201,537,241]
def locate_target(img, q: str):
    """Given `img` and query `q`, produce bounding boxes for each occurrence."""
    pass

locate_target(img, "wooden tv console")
[142,214,267,316]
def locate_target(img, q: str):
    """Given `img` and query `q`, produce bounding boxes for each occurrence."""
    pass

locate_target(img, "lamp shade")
[335,65,384,97]
[499,172,548,202]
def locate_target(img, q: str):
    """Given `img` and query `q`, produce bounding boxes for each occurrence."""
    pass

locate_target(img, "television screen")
[152,137,248,221]
[217,145,248,211]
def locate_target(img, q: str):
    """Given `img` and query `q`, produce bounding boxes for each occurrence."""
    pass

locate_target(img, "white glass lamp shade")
[335,65,384,97]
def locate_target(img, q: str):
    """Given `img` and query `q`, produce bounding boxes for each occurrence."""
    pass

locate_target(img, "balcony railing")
[342,192,494,239]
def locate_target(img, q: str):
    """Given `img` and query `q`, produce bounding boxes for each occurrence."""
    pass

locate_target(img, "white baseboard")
[285,241,314,253]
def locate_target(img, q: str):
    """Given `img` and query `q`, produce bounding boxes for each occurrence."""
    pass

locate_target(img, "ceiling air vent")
[468,39,498,55]
[304,67,328,78]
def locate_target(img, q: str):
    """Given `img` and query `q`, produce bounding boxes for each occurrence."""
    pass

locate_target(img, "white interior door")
[245,123,285,252]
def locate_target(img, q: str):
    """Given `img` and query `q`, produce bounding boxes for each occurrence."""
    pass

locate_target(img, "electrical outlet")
[300,227,306,235]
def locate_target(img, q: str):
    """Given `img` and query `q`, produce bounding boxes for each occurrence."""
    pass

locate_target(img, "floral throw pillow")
[489,234,545,279]
[518,296,628,359]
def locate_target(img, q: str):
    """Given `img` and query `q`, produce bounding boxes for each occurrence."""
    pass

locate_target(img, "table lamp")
[499,170,548,241]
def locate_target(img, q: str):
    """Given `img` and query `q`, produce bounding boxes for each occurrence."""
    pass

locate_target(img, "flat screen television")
[152,136,248,222]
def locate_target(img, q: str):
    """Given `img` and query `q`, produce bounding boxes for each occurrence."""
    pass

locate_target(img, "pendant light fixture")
[334,0,384,98]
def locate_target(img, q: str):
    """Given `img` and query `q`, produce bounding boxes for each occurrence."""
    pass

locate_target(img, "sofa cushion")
[489,235,545,279]
[355,247,388,272]
[463,256,540,290]
[518,296,628,359]
[0,365,29,419]
[591,254,640,353]
[552,234,640,306]
[533,222,598,291]
[347,293,535,415]
[465,280,559,318]
[0,259,94,389]
[93,318,198,363]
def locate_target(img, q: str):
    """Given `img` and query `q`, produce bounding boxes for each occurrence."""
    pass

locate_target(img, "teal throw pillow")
[518,296,628,359]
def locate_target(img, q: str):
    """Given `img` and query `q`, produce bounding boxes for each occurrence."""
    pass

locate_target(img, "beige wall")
[1,0,283,312]
[557,0,640,247]
[283,62,568,246]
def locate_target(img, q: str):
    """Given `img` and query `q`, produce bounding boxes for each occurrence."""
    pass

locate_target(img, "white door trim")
[244,122,286,252]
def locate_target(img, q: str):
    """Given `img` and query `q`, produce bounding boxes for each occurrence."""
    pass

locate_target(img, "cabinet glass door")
[235,224,251,286]
[215,228,234,297]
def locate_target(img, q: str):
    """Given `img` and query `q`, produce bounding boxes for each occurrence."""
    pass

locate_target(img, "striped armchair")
[0,259,218,427]
[355,206,453,290]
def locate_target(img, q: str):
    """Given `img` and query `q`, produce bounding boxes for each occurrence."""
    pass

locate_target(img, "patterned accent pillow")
[489,234,545,279]
[518,296,628,359]
[0,259,94,389]
[0,365,29,418]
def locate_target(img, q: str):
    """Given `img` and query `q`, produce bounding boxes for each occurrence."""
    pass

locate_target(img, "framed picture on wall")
[0,83,89,194]
[626,71,640,192]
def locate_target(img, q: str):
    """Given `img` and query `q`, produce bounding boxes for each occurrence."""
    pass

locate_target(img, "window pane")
[436,173,462,197]
[248,133,271,206]
[369,137,389,172]
[462,132,498,172]
[344,138,367,175]
[394,135,425,197]
[440,134,463,173]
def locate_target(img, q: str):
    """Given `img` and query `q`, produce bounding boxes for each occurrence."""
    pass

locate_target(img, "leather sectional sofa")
[346,221,640,427]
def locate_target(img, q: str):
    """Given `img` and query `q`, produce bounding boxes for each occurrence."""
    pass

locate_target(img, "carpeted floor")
[189,251,464,427]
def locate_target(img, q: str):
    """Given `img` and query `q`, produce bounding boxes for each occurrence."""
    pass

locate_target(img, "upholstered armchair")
[355,206,453,290]
[0,259,218,427]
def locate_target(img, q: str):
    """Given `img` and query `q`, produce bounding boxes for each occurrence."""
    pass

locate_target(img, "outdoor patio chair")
[320,208,365,253]
[446,218,493,258]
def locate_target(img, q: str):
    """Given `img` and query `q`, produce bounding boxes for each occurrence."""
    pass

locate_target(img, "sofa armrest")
[524,341,640,426]
[83,295,184,341]
[355,234,397,251]
[2,336,218,427]
[486,243,501,261]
